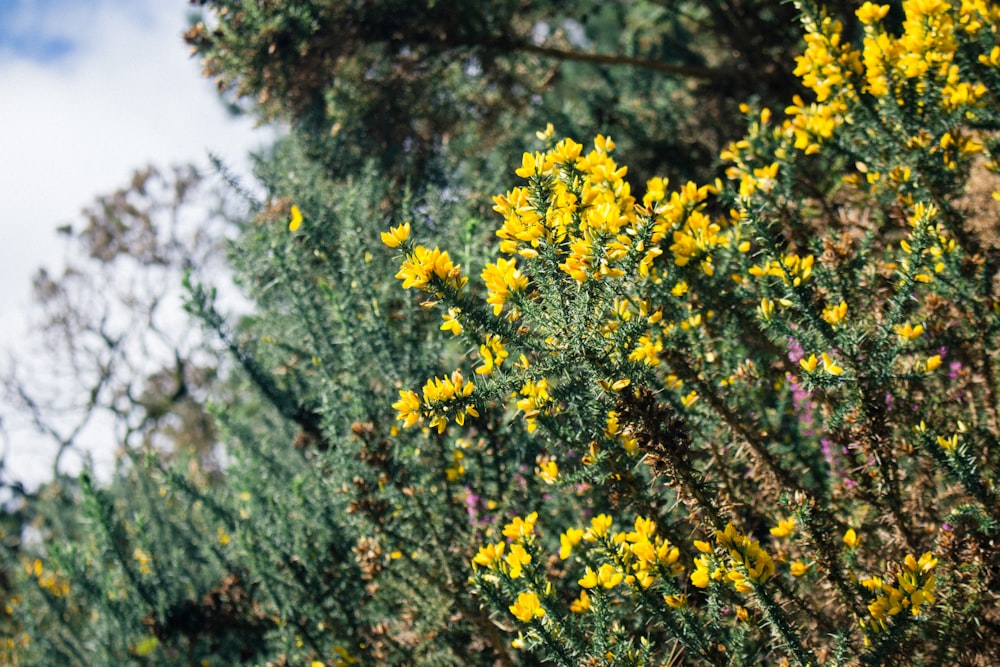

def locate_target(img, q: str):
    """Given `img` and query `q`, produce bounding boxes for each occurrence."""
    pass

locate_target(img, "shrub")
[6,1,1000,665]
[387,1,1000,663]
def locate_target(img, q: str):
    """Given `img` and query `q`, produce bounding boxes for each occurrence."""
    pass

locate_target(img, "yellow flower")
[790,560,811,577]
[894,322,924,343]
[681,391,699,408]
[937,434,958,451]
[925,354,942,372]
[476,335,508,375]
[482,257,529,317]
[584,514,613,541]
[578,566,600,589]
[800,354,819,373]
[380,221,410,247]
[515,151,545,179]
[690,556,713,588]
[594,134,616,153]
[535,123,554,141]
[559,528,584,560]
[503,512,539,540]
[821,352,844,375]
[509,591,545,622]
[856,2,890,24]
[596,563,623,589]
[536,459,559,484]
[396,245,467,293]
[727,569,754,594]
[440,308,463,336]
[758,298,775,321]
[611,378,631,392]
[289,204,303,232]
[822,300,848,326]
[769,517,796,538]
[664,593,687,608]
[843,528,860,548]
[392,389,422,428]
[505,544,531,579]
[578,564,622,589]
[569,590,591,613]
[472,542,505,569]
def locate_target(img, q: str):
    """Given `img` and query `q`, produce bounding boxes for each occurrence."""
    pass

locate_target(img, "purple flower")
[464,487,482,525]
[788,373,816,435]
[821,438,834,466]
[787,337,805,364]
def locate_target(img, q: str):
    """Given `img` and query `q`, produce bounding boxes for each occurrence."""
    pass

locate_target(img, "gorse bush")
[386,1,1000,664]
[4,0,1000,665]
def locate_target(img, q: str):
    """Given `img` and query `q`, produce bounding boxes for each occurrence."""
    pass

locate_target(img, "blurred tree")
[1,165,241,486]
[185,0,808,186]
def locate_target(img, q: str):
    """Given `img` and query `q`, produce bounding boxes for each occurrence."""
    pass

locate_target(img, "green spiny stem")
[754,583,817,667]
[613,384,726,529]
[667,350,806,499]
[855,379,919,551]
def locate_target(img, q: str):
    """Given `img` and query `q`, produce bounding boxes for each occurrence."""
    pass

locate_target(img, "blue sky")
[0,0,271,486]
[0,0,155,62]
[0,0,76,59]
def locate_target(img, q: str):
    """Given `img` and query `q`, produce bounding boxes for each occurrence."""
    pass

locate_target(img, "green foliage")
[6,0,1000,666]
[185,0,805,186]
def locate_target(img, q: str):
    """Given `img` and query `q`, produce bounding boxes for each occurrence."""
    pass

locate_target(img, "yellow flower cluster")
[691,524,775,593]
[792,0,997,128]
[620,516,685,588]
[748,253,815,286]
[860,0,994,109]
[863,552,938,632]
[509,591,545,623]
[475,334,508,376]
[799,351,845,376]
[723,0,997,186]
[472,513,549,626]
[26,559,69,598]
[569,515,686,594]
[493,135,726,288]
[481,257,528,319]
[794,13,861,104]
[473,512,540,578]
[392,369,479,433]
[394,245,467,295]
[821,300,848,327]
[515,378,554,433]
[474,511,691,631]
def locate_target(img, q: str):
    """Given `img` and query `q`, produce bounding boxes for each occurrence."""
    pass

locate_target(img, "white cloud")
[0,0,269,323]
[0,0,273,486]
